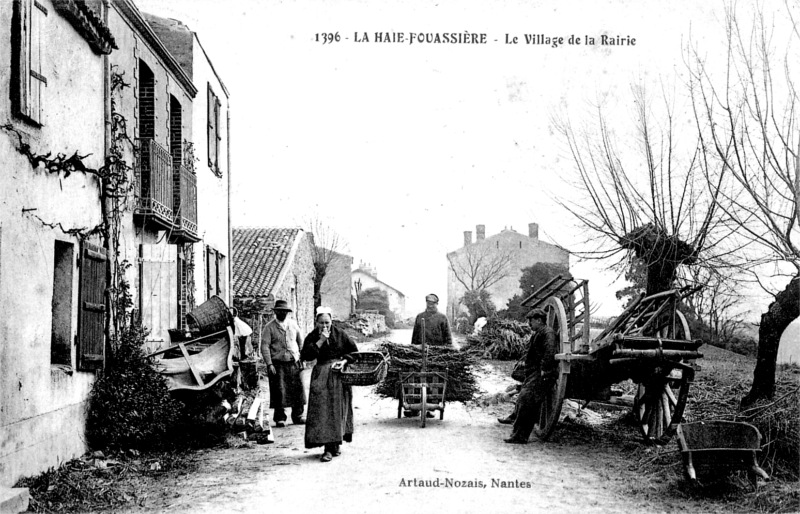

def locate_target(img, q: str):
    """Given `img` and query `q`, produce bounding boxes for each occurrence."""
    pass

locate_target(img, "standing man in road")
[260,300,306,428]
[411,293,453,347]
[504,308,559,444]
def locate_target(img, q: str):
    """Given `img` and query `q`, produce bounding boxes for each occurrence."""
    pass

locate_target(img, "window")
[51,241,74,366]
[77,242,107,371]
[12,0,48,125]
[205,246,226,300]
[169,95,182,165]
[138,60,155,139]
[207,84,221,176]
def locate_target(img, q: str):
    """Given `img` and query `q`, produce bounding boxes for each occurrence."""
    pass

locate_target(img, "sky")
[135,0,796,320]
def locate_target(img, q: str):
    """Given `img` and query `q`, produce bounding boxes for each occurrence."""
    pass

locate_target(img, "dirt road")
[119,330,667,514]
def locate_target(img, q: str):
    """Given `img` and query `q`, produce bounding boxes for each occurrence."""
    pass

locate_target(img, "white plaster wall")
[191,35,230,306]
[0,0,105,487]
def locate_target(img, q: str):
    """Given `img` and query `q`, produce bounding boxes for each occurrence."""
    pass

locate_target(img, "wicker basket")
[186,295,233,335]
[338,352,389,386]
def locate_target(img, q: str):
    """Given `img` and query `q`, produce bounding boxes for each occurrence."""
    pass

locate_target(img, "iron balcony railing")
[171,162,199,242]
[135,138,174,230]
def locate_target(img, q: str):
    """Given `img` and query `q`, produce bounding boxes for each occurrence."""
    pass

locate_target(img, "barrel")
[186,295,233,335]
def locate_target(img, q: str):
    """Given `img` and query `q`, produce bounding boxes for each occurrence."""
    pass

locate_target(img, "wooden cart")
[522,275,703,444]
[397,319,448,428]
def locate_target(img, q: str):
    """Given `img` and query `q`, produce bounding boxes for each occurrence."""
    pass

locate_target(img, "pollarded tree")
[687,1,800,405]
[556,85,735,298]
[304,217,348,311]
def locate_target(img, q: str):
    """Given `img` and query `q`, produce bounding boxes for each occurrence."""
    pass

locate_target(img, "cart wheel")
[420,387,427,429]
[634,371,690,444]
[534,296,570,440]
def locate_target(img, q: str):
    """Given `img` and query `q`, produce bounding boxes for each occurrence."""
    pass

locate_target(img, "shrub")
[86,324,180,452]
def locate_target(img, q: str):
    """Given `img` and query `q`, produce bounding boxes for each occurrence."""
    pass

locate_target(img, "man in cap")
[504,308,559,444]
[410,293,453,347]
[260,300,306,427]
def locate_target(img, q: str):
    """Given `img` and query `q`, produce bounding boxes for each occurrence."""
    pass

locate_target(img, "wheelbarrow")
[676,421,770,486]
[397,318,448,428]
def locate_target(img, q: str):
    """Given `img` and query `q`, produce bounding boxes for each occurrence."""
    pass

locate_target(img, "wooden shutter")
[214,97,221,172]
[207,85,217,171]
[139,244,178,350]
[77,242,107,371]
[12,0,47,124]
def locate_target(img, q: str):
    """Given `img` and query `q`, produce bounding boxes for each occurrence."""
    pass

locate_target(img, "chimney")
[463,231,472,247]
[476,224,485,241]
[529,223,539,239]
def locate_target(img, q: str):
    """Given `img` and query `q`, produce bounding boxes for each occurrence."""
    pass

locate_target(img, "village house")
[446,223,570,320]
[0,0,231,496]
[0,0,115,495]
[320,250,353,320]
[232,228,315,345]
[141,12,232,332]
[352,262,406,317]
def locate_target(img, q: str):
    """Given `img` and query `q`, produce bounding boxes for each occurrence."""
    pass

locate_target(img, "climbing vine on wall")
[2,65,137,344]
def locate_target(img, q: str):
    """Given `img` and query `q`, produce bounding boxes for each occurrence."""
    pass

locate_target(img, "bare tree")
[304,218,348,311]
[687,2,800,404]
[681,266,747,346]
[447,244,513,292]
[556,85,736,296]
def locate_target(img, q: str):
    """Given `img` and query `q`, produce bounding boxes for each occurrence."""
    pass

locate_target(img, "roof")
[54,0,117,54]
[112,0,197,98]
[351,268,405,298]
[232,228,304,297]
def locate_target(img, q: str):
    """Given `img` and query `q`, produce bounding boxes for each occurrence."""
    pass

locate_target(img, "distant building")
[320,250,353,320]
[352,262,406,317]
[446,223,569,320]
[232,228,315,337]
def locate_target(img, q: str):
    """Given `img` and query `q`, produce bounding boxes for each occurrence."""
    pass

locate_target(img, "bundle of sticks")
[374,342,480,402]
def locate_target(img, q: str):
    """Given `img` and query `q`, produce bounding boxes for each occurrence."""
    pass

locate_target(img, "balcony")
[170,162,200,243]
[135,138,174,231]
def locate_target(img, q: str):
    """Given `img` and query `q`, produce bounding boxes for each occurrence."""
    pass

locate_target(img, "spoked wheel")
[533,296,570,441]
[634,310,693,444]
[420,387,427,428]
[634,370,691,444]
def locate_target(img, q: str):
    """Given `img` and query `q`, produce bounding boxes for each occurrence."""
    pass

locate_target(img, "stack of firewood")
[374,342,480,402]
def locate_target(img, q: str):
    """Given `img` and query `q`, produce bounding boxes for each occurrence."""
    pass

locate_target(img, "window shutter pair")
[77,242,107,371]
[207,85,221,173]
[12,0,47,125]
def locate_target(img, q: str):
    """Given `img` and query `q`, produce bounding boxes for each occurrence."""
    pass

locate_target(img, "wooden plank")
[178,342,205,386]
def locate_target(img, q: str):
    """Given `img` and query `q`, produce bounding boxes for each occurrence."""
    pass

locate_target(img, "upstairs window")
[207,84,221,176]
[138,60,155,139]
[12,0,48,125]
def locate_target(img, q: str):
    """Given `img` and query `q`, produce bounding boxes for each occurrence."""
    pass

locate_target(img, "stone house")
[232,228,315,345]
[320,250,353,320]
[142,13,231,332]
[446,223,570,320]
[0,0,231,491]
[352,262,406,317]
[0,0,116,491]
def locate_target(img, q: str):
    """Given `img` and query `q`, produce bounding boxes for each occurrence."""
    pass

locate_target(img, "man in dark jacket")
[504,308,559,444]
[411,293,453,347]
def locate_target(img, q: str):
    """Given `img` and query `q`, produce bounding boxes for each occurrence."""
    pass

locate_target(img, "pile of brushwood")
[462,317,531,360]
[375,342,480,402]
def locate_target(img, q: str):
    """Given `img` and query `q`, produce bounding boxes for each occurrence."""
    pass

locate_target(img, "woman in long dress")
[301,307,358,462]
